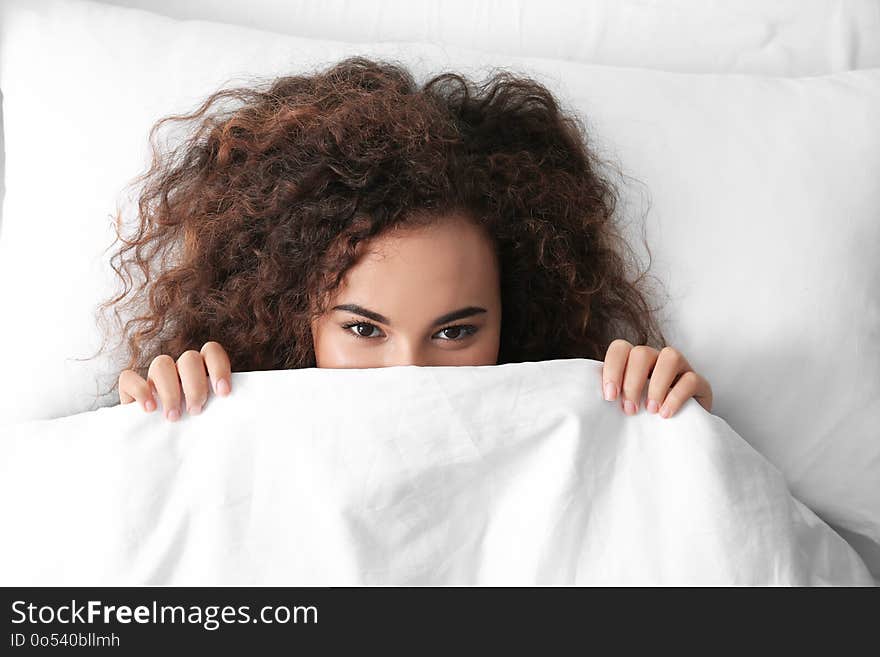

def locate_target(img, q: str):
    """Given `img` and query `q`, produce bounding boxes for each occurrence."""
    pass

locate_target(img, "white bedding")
[0,359,871,586]
[3,2,880,581]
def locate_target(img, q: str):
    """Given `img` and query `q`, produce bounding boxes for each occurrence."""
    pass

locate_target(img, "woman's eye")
[344,322,383,339]
[434,325,478,341]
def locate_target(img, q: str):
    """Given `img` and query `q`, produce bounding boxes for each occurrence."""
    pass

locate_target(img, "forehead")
[337,215,499,313]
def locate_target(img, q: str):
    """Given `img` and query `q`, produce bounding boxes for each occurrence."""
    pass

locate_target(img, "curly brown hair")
[92,56,667,396]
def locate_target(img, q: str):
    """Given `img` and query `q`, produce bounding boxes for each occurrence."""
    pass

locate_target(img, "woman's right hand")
[118,341,233,421]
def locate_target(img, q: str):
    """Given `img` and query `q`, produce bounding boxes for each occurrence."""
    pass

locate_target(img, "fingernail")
[144,398,155,412]
[603,382,617,401]
[189,403,202,415]
[167,408,180,422]
[647,399,659,414]
[624,399,636,415]
[660,404,671,418]
[217,379,230,396]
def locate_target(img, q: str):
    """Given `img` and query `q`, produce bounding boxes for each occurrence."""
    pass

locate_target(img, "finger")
[177,350,209,415]
[601,339,633,402]
[118,369,157,413]
[147,355,182,422]
[646,346,692,414]
[201,341,233,396]
[657,370,703,419]
[694,376,713,413]
[620,345,659,414]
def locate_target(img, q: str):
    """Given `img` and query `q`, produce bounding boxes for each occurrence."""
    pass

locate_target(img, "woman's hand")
[118,341,233,421]
[601,339,712,418]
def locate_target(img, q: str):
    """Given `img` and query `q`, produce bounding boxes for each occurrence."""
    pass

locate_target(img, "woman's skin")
[118,213,713,421]
[310,212,502,369]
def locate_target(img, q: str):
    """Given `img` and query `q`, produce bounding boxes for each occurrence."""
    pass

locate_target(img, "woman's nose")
[384,344,429,367]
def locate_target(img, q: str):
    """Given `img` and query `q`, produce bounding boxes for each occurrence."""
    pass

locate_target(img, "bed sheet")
[0,359,871,586]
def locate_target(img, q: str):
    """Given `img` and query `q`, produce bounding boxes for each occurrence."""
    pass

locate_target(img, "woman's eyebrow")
[332,304,487,326]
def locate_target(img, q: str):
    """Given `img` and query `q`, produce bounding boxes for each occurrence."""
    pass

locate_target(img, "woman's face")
[310,213,501,368]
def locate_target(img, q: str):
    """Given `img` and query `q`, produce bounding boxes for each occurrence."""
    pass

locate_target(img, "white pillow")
[0,0,878,577]
[0,0,880,231]
[6,0,880,229]
[102,0,880,75]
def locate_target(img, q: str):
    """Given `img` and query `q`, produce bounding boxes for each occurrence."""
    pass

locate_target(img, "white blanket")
[0,358,871,586]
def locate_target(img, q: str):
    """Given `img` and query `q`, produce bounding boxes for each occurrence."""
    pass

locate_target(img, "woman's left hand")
[601,339,713,418]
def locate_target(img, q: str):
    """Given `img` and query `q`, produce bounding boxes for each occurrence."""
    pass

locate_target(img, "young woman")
[100,56,712,422]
